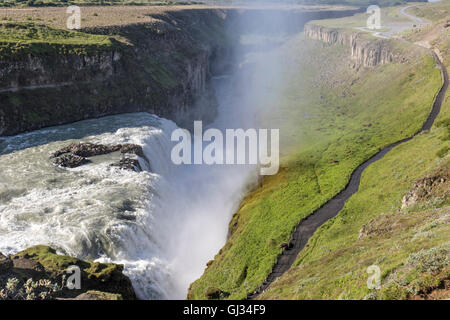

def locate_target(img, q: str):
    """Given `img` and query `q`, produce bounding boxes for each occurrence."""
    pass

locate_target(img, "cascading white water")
[0,113,182,298]
[0,12,292,298]
[0,107,258,300]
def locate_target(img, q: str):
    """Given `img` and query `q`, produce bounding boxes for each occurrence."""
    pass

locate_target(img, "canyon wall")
[0,10,230,136]
[0,7,361,136]
[304,23,405,68]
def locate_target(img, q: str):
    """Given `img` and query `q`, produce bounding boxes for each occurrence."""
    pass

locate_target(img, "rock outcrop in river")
[52,142,149,171]
[0,245,136,300]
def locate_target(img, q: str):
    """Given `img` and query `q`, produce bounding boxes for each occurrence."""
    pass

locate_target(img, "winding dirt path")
[248,6,449,300]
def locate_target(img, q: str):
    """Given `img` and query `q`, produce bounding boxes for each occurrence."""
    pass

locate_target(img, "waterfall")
[0,110,257,299]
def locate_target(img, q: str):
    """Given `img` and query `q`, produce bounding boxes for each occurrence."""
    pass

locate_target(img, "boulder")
[52,142,121,158]
[110,158,142,172]
[74,290,123,300]
[119,144,145,158]
[52,142,150,171]
[205,287,230,300]
[52,153,91,168]
[8,245,137,300]
[401,166,449,209]
[0,253,13,273]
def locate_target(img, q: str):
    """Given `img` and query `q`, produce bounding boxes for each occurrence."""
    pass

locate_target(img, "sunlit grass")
[188,33,443,299]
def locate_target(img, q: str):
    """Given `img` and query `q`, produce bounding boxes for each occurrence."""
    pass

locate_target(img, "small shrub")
[406,244,449,274]
[436,146,449,158]
[0,277,61,300]
[378,283,408,300]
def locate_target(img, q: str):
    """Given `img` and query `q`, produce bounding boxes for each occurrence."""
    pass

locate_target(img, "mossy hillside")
[79,290,124,300]
[12,245,137,299]
[259,135,449,299]
[14,245,121,281]
[216,2,450,299]
[0,22,120,58]
[187,34,442,299]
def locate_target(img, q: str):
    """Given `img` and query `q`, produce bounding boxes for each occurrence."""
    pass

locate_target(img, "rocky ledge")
[304,23,407,69]
[402,165,449,209]
[51,142,150,172]
[0,245,137,300]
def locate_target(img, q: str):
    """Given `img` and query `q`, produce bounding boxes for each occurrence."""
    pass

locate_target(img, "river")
[0,26,295,298]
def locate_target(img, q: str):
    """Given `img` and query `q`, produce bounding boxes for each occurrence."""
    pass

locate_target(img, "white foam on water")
[0,112,257,299]
[0,26,289,299]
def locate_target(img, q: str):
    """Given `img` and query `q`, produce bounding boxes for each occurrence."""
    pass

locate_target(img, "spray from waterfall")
[0,4,300,300]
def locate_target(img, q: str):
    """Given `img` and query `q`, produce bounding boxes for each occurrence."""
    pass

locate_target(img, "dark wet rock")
[53,142,145,158]
[52,142,150,171]
[53,142,121,158]
[110,157,142,172]
[279,242,294,249]
[205,287,230,300]
[116,213,136,221]
[52,153,91,168]
[119,143,145,158]
[0,253,13,273]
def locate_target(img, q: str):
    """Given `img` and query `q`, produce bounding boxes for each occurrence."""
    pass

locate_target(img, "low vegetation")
[188,28,443,299]
[189,1,450,300]
[259,139,449,299]
[0,277,62,300]
[0,22,120,58]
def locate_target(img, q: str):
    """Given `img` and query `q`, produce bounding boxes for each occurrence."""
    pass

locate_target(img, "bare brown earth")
[410,281,450,300]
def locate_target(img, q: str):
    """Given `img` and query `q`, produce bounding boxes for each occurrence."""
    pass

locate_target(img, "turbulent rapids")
[0,17,292,299]
[0,64,267,299]
[0,111,260,299]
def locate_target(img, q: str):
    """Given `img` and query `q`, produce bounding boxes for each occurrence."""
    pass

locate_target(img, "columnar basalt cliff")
[304,23,403,68]
[0,7,362,136]
[0,10,231,136]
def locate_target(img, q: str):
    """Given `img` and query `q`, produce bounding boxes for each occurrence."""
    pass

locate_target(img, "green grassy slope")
[260,125,449,299]
[188,32,442,299]
[0,22,120,58]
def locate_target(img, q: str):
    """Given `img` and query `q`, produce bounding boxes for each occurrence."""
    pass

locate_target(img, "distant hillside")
[295,0,423,7]
[0,0,425,9]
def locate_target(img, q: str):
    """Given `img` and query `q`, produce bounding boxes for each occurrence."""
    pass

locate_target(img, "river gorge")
[0,6,367,299]
[1,3,445,301]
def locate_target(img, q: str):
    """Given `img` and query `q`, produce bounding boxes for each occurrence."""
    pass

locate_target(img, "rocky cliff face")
[0,8,362,136]
[304,23,402,68]
[0,10,230,136]
[0,51,121,89]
